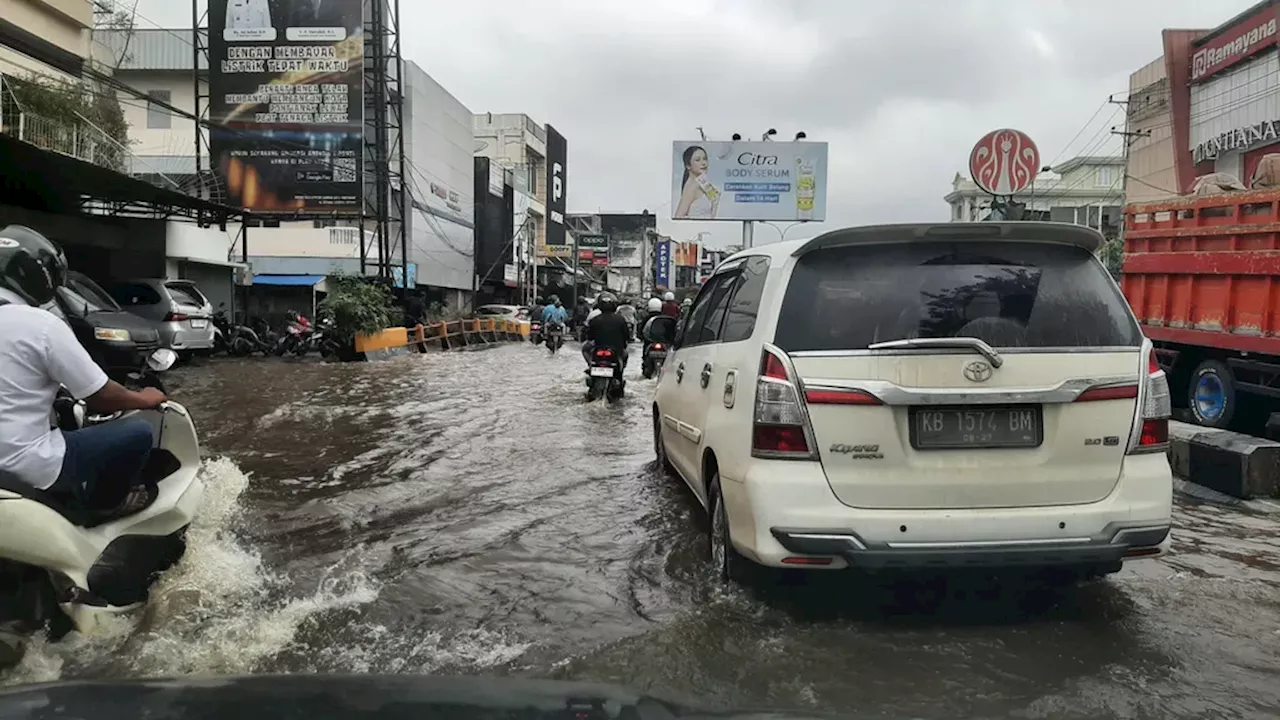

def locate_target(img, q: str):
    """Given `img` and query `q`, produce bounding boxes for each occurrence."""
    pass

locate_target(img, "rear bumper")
[769,524,1169,571]
[161,322,215,350]
[721,453,1173,571]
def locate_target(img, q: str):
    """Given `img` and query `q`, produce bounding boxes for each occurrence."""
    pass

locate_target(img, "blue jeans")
[52,419,153,508]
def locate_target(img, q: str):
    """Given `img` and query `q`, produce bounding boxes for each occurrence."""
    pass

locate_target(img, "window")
[675,274,729,347]
[111,283,163,307]
[147,90,172,129]
[774,241,1142,352]
[694,274,739,345]
[166,282,208,308]
[1096,166,1115,187]
[720,256,770,343]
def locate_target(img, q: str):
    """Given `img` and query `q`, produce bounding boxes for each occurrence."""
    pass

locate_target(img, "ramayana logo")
[1192,17,1277,80]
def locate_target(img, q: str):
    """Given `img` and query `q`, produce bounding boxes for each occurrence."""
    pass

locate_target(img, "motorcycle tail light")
[595,349,613,358]
[652,343,664,350]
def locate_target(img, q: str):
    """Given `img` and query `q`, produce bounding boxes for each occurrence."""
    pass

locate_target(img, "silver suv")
[110,279,216,355]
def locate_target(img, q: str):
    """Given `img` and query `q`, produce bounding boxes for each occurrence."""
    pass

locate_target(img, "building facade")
[0,0,93,82]
[473,112,547,303]
[945,155,1125,231]
[1127,1,1280,200]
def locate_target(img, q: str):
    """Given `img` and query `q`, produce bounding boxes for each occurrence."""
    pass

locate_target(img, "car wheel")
[1190,359,1236,428]
[708,475,756,584]
[653,412,675,474]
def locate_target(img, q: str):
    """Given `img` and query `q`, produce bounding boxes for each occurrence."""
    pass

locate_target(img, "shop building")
[1126,1,1279,199]
[944,155,1125,230]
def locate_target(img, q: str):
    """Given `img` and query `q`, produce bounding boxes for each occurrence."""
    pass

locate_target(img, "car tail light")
[1074,384,1139,402]
[165,312,189,322]
[805,389,882,405]
[752,348,816,459]
[1129,344,1172,455]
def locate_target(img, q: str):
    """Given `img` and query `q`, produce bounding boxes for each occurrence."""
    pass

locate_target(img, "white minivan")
[652,222,1173,583]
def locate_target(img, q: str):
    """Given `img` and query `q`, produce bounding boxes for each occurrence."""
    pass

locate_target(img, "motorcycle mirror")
[147,348,178,372]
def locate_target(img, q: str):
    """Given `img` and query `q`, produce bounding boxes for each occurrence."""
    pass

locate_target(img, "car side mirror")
[148,348,178,372]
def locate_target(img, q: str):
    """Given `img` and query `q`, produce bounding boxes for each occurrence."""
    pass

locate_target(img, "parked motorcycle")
[544,322,565,354]
[211,304,257,357]
[274,312,314,356]
[586,347,625,403]
[0,347,202,670]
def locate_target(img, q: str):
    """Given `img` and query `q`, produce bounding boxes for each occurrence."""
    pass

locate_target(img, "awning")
[0,133,244,222]
[252,274,326,287]
[173,255,247,269]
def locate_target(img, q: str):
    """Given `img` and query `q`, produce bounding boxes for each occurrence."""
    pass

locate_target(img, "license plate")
[649,351,667,359]
[590,367,615,378]
[190,319,208,329]
[909,406,1042,450]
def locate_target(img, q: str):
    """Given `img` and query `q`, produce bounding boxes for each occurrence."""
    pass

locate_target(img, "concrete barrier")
[1167,421,1280,499]
[352,318,530,358]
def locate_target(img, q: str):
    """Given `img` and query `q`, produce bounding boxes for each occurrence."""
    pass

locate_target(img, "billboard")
[545,124,568,248]
[209,0,364,214]
[655,239,671,288]
[671,141,828,222]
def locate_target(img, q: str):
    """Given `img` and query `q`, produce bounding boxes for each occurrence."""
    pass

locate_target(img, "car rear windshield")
[166,282,207,308]
[774,240,1142,352]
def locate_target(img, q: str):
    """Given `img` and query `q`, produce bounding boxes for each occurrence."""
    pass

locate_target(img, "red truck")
[1123,188,1280,430]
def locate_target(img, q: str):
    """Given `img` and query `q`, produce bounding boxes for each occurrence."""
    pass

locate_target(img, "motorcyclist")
[617,299,637,341]
[679,297,693,320]
[542,295,568,327]
[530,296,546,323]
[0,225,166,513]
[583,292,630,369]
[661,291,680,318]
[647,297,663,316]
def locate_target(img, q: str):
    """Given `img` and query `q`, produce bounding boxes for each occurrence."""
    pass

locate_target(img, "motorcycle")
[544,322,565,354]
[211,304,257,357]
[529,320,543,346]
[586,347,625,403]
[641,315,678,380]
[274,312,314,357]
[0,348,202,669]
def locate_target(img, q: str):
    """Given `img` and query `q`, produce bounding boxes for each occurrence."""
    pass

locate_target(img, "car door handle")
[700,363,712,389]
[676,362,685,383]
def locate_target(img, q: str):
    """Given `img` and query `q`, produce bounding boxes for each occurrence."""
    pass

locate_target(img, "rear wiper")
[867,336,1003,367]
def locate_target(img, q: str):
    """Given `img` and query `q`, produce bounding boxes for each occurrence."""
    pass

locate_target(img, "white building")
[944,155,1126,231]
[0,0,93,82]
[473,112,546,301]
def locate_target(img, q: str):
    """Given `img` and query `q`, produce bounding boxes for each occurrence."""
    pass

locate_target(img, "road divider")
[1168,421,1280,499]
[352,318,532,360]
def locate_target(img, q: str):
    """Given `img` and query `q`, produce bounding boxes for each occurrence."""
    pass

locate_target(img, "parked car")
[475,304,531,322]
[53,271,163,382]
[109,279,216,356]
[653,222,1173,584]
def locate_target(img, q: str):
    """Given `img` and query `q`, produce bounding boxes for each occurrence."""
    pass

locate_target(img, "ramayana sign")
[1193,118,1280,163]
[1191,13,1278,82]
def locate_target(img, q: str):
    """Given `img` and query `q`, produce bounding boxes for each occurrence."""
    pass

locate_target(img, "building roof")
[99,29,207,72]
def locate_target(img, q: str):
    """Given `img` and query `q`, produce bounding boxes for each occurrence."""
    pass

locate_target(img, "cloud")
[134,0,1261,249]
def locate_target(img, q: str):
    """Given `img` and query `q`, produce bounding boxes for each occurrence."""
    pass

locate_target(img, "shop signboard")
[671,141,828,221]
[1191,11,1278,83]
[969,128,1040,196]
[546,124,568,247]
[209,0,364,214]
[655,239,671,288]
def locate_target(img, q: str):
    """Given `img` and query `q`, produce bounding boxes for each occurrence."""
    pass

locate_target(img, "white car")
[652,222,1173,583]
[475,304,531,322]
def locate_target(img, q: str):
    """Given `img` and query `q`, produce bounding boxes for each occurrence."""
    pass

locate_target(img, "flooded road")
[9,342,1280,718]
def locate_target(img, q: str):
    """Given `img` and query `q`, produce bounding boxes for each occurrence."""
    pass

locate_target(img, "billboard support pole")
[570,231,579,312]
[365,0,407,284]
[192,0,210,215]
[742,220,754,249]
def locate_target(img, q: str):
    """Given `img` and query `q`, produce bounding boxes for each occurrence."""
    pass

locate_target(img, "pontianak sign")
[1193,118,1280,163]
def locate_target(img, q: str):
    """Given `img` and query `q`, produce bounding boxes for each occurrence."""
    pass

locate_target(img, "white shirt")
[0,297,108,489]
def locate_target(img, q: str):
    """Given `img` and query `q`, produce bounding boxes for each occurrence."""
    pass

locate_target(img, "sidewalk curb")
[1167,421,1280,500]
[1174,477,1280,514]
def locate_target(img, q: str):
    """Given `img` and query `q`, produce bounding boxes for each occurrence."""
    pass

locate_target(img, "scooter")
[211,305,255,357]
[641,315,678,380]
[529,320,543,346]
[0,348,203,669]
[275,313,314,356]
[544,322,565,354]
[586,347,625,403]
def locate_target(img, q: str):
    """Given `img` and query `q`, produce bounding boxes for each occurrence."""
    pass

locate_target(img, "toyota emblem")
[963,360,993,383]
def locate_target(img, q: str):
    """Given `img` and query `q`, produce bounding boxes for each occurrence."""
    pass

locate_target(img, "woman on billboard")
[675,145,720,219]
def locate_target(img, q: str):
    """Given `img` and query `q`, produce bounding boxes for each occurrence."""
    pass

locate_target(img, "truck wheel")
[1190,359,1236,428]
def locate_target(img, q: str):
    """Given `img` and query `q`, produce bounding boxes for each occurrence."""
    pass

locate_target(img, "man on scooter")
[0,226,166,514]
[542,295,568,328]
[583,292,630,370]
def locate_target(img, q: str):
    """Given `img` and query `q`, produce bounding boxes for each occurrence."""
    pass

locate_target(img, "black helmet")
[535,296,545,305]
[0,225,66,306]
[596,293,619,313]
[549,294,560,305]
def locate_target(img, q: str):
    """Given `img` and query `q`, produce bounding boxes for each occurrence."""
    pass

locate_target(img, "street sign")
[968,129,1040,196]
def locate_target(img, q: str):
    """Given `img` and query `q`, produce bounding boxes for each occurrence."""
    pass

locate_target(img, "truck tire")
[1190,359,1236,428]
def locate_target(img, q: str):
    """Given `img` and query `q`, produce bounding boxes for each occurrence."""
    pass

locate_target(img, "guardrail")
[353,318,530,359]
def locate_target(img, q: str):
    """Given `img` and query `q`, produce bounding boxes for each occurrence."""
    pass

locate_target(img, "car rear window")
[166,282,207,308]
[774,241,1142,352]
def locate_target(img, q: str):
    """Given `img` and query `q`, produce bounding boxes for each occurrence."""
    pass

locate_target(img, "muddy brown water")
[6,343,1280,719]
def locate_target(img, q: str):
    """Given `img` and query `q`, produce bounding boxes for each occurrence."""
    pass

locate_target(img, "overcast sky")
[135,0,1255,249]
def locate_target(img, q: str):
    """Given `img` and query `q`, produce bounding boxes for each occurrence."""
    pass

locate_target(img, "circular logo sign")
[0,238,18,249]
[963,360,994,383]
[969,128,1040,196]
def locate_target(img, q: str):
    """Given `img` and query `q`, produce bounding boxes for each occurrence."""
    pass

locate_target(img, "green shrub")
[318,275,396,343]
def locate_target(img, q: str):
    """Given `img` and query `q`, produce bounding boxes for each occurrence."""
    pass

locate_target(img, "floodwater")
[6,342,1280,719]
